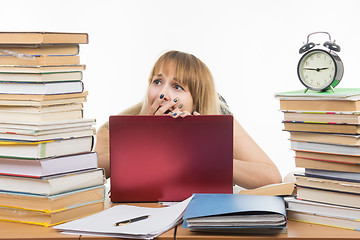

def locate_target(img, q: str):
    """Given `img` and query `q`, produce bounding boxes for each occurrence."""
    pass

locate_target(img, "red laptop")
[109,115,233,202]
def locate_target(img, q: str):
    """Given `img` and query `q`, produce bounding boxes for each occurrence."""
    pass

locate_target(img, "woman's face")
[146,66,194,115]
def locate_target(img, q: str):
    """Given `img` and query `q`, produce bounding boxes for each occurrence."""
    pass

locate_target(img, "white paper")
[53,196,193,240]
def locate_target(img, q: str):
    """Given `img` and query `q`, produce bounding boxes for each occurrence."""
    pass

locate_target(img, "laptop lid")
[109,115,233,202]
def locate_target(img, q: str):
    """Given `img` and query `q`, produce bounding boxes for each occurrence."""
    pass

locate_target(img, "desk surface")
[175,220,360,240]
[2,216,360,240]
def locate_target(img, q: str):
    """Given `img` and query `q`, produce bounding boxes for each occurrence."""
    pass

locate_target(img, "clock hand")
[303,67,329,71]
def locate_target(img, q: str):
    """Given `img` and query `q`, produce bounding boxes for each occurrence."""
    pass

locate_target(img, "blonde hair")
[121,50,229,115]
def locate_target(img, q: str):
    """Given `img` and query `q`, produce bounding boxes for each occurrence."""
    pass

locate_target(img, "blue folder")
[182,193,286,230]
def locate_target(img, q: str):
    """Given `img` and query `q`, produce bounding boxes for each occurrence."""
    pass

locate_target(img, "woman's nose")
[160,85,172,101]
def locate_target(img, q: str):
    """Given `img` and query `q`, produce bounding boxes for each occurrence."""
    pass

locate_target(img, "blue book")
[182,194,286,233]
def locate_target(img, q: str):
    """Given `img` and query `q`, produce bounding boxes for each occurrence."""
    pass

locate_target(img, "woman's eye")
[153,79,161,85]
[174,84,184,91]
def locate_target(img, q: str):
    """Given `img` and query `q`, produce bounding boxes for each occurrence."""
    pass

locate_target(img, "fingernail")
[178,104,183,109]
[180,112,185,115]
[173,97,179,103]
[160,94,164,99]
[172,113,177,117]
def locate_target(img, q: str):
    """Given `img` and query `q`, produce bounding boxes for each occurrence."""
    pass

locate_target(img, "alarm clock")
[297,32,344,92]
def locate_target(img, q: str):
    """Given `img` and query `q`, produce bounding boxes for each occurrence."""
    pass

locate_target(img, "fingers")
[169,109,201,118]
[146,94,177,115]
[147,94,179,115]
[180,111,192,118]
[169,110,191,118]
[147,93,201,117]
[146,94,166,115]
[155,97,178,115]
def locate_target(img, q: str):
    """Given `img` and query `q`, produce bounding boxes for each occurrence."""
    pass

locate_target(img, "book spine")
[288,218,360,231]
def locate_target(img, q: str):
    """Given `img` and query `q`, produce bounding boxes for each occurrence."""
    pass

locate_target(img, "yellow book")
[0,185,105,213]
[0,201,104,227]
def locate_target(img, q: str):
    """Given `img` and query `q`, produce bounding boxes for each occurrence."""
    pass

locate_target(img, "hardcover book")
[295,157,360,173]
[0,185,105,212]
[283,111,360,125]
[0,80,84,95]
[275,88,360,100]
[291,141,360,156]
[0,71,82,82]
[0,201,104,227]
[0,45,80,56]
[295,173,360,194]
[0,136,94,159]
[290,132,360,146]
[0,151,98,177]
[286,197,360,220]
[287,210,360,231]
[284,122,360,134]
[0,168,105,195]
[296,186,360,209]
[0,32,88,45]
[304,168,360,181]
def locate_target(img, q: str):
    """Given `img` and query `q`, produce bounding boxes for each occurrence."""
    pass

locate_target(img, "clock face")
[298,49,337,90]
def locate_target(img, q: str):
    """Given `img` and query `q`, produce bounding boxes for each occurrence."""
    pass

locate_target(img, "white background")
[1,0,360,178]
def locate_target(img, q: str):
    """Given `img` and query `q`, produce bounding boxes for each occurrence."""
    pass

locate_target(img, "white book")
[0,118,95,130]
[0,109,83,122]
[0,168,104,195]
[0,81,84,95]
[291,141,360,156]
[296,186,360,209]
[0,136,93,159]
[0,151,98,177]
[287,210,360,231]
[0,65,86,73]
[0,119,96,141]
[0,97,86,107]
[305,169,360,181]
[285,197,360,220]
[0,103,83,113]
[283,111,360,125]
[0,125,93,135]
[0,127,95,141]
[0,185,105,213]
[0,71,82,82]
[0,90,88,107]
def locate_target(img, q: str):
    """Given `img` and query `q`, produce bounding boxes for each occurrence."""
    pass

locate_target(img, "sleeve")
[218,93,233,115]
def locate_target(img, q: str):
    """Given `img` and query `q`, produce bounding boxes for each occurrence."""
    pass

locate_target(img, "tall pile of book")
[275,88,360,231]
[0,32,105,227]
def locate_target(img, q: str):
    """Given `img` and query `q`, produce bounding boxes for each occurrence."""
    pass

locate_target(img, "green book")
[275,88,360,101]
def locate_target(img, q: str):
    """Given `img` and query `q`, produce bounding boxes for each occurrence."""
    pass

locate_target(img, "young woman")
[95,50,282,189]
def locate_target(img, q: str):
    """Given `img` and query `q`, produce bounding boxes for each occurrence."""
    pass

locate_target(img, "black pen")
[114,215,150,226]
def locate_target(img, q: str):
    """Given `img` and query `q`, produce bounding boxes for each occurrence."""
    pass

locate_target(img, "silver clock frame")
[297,48,344,92]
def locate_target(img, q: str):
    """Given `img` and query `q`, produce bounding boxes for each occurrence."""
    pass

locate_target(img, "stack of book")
[0,32,105,227]
[275,88,360,231]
